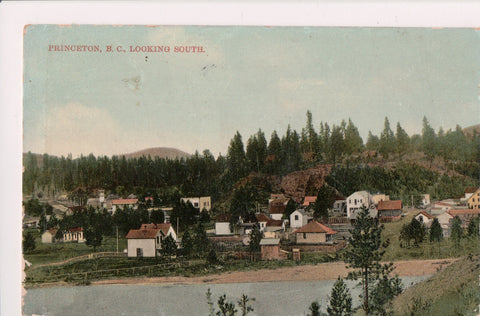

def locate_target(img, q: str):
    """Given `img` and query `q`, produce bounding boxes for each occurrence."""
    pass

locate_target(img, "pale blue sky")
[23,25,480,157]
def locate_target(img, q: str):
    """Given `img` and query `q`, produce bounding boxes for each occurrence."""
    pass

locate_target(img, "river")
[23,276,429,316]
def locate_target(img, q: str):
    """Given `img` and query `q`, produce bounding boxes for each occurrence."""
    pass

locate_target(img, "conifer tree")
[327,277,352,316]
[429,218,443,242]
[467,216,479,237]
[450,216,463,243]
[161,234,177,257]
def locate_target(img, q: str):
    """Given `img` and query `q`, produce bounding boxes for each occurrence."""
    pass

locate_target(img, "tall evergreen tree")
[379,117,395,158]
[467,216,479,237]
[366,131,380,152]
[314,184,335,220]
[344,206,400,315]
[422,116,437,163]
[344,118,363,155]
[327,277,353,316]
[23,231,36,253]
[266,130,282,173]
[329,125,345,164]
[227,131,247,182]
[248,224,263,253]
[162,235,178,257]
[395,122,410,155]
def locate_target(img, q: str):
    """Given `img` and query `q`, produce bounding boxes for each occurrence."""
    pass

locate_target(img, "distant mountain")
[123,147,191,160]
[463,124,480,138]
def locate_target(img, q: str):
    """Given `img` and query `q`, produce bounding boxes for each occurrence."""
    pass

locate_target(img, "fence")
[26,260,189,284]
[32,252,127,269]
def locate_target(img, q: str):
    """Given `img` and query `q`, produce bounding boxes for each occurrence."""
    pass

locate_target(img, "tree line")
[23,113,479,202]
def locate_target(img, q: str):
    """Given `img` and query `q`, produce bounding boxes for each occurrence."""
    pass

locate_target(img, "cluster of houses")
[32,185,480,261]
[414,187,480,237]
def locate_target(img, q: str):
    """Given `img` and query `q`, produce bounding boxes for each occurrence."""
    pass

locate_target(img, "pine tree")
[308,302,322,316]
[379,117,395,158]
[248,224,263,253]
[467,216,479,237]
[162,235,177,257]
[422,116,437,163]
[344,206,399,315]
[450,216,463,243]
[238,294,254,316]
[395,122,410,155]
[327,277,352,316]
[344,118,363,155]
[429,218,443,242]
[181,230,194,257]
[85,224,103,252]
[227,131,247,181]
[366,131,380,152]
[314,184,335,220]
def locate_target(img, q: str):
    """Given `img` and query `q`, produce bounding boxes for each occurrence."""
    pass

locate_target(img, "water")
[23,276,429,316]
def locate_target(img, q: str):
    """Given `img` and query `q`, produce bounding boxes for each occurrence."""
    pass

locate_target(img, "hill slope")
[391,254,479,315]
[123,147,190,160]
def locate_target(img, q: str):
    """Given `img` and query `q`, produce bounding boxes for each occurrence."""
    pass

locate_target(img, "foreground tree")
[344,206,401,315]
[327,277,352,316]
[399,218,426,247]
[308,302,325,316]
[206,289,255,316]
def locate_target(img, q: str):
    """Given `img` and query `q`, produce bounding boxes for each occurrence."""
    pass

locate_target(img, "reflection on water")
[24,276,429,316]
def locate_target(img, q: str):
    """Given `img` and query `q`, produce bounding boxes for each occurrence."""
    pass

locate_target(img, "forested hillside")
[23,112,479,208]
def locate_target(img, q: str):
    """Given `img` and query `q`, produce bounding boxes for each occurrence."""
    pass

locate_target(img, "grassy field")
[391,255,480,315]
[381,208,479,261]
[24,229,128,265]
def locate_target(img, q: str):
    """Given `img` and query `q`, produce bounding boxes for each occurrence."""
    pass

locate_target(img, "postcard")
[15,21,480,316]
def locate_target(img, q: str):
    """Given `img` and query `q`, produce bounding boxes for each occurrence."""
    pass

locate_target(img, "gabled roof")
[465,187,479,194]
[112,198,138,205]
[67,227,83,232]
[140,223,174,236]
[266,219,284,227]
[293,220,337,234]
[377,200,402,211]
[269,204,286,214]
[303,196,317,206]
[448,209,480,216]
[416,211,434,219]
[46,228,58,235]
[259,238,280,246]
[255,213,271,222]
[126,228,162,239]
[292,209,307,216]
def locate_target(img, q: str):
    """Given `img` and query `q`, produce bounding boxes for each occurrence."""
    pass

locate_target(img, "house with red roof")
[41,228,58,243]
[141,223,177,241]
[63,227,85,243]
[447,209,480,228]
[126,224,169,257]
[302,196,317,207]
[293,221,337,244]
[111,198,139,214]
[268,198,289,220]
[377,200,403,218]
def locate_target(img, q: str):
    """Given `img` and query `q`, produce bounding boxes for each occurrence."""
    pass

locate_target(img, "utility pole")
[411,195,414,209]
[116,225,118,253]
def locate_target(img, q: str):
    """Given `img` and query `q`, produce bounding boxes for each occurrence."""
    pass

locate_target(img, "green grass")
[391,255,480,315]
[24,231,128,265]
[381,209,480,261]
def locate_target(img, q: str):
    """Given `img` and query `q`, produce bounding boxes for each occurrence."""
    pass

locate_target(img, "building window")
[136,248,143,257]
[303,233,306,239]
[295,215,299,220]
[355,199,357,205]
[157,236,160,244]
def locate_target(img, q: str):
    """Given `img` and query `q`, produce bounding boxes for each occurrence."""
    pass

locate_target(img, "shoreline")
[24,258,457,289]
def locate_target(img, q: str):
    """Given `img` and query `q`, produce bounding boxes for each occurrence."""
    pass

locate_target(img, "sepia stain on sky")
[23,25,480,157]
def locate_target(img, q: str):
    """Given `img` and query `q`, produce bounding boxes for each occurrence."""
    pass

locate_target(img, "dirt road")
[92,258,457,286]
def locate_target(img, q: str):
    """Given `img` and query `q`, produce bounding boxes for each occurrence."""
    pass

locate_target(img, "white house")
[41,229,58,243]
[415,211,434,228]
[63,227,85,243]
[141,223,177,242]
[332,199,347,217]
[255,213,271,232]
[126,226,164,257]
[436,212,454,237]
[346,191,376,219]
[290,209,312,229]
[181,196,212,212]
[215,214,233,235]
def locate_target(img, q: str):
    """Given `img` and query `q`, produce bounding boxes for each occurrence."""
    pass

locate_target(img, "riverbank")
[26,258,456,289]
